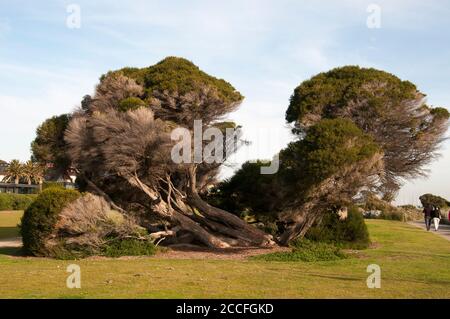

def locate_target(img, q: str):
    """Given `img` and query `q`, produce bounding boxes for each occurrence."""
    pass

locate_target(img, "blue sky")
[0,0,449,205]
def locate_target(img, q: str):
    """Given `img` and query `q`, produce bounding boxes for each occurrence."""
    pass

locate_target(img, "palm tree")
[3,159,24,184]
[22,160,46,187]
[22,160,35,185]
[32,163,46,192]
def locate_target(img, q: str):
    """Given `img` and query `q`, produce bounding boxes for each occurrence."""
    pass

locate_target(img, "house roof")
[0,160,8,174]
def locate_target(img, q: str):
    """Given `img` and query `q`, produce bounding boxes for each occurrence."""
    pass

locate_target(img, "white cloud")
[0,65,97,162]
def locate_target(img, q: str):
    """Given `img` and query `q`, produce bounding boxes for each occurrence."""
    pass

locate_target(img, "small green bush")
[0,193,37,211]
[379,211,404,221]
[305,206,370,249]
[47,238,157,260]
[103,238,156,257]
[20,188,81,256]
[253,239,347,262]
[11,194,37,210]
[118,97,146,112]
[42,181,66,190]
[0,193,14,210]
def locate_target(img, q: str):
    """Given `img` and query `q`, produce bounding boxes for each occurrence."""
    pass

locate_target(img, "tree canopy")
[85,57,245,127]
[419,193,450,208]
[285,66,449,199]
[31,114,71,179]
[63,57,273,249]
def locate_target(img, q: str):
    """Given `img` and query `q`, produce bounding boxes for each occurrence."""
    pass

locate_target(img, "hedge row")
[0,193,38,211]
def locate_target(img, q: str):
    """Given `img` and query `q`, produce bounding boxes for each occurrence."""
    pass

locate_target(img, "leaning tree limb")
[124,173,231,248]
[79,171,127,214]
[186,166,275,247]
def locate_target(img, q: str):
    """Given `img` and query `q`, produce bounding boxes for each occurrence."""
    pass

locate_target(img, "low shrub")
[379,211,404,221]
[20,188,81,256]
[253,239,347,262]
[11,194,37,210]
[21,190,155,259]
[361,193,412,221]
[0,193,13,210]
[42,181,66,190]
[103,238,156,257]
[0,193,37,211]
[305,206,370,249]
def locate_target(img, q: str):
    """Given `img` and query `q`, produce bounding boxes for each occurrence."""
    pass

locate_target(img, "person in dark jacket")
[431,206,442,231]
[423,205,432,231]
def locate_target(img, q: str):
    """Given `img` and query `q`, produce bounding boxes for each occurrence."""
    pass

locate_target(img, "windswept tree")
[208,119,384,244]
[419,193,450,208]
[65,57,274,248]
[276,118,384,244]
[285,66,450,200]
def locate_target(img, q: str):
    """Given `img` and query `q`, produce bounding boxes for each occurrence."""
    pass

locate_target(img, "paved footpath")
[0,237,22,248]
[408,221,450,242]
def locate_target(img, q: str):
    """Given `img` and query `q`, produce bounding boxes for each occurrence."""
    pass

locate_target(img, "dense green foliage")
[285,66,418,124]
[279,118,380,195]
[285,66,449,200]
[31,114,71,177]
[208,119,380,243]
[305,207,370,249]
[209,119,379,215]
[103,238,156,257]
[117,57,243,104]
[118,97,146,112]
[206,160,279,216]
[41,181,66,190]
[252,239,347,262]
[20,188,81,256]
[430,107,450,119]
[0,194,38,211]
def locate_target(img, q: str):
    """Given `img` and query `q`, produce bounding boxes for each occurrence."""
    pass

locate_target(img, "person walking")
[431,206,442,231]
[423,205,432,231]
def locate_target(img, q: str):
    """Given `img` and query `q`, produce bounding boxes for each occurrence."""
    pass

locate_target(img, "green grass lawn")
[0,211,449,298]
[0,211,23,239]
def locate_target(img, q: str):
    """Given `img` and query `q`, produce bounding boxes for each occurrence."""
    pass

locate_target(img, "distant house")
[0,159,77,193]
[0,160,38,193]
[1,160,39,193]
[44,163,77,185]
[0,160,7,183]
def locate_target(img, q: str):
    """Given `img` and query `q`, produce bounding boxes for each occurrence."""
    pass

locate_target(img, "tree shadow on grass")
[0,246,24,256]
[0,226,20,239]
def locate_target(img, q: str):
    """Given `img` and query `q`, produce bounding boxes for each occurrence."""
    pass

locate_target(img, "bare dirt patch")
[84,245,291,261]
[154,245,291,260]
